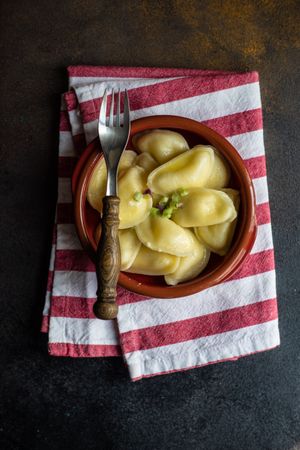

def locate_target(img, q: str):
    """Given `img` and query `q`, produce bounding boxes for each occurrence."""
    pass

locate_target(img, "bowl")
[72,115,257,298]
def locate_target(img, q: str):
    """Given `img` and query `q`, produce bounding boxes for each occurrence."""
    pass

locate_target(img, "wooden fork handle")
[93,196,120,320]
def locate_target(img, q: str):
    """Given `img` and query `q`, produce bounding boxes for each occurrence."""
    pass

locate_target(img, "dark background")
[0,0,299,449]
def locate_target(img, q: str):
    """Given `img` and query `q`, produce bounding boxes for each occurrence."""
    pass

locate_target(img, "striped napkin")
[42,65,280,381]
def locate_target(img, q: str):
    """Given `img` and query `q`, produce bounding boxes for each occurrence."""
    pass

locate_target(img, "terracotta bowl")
[72,115,257,298]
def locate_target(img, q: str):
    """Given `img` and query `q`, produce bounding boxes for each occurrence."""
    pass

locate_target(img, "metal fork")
[93,89,131,320]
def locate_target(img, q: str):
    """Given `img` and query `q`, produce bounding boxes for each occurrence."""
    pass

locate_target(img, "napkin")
[42,65,280,381]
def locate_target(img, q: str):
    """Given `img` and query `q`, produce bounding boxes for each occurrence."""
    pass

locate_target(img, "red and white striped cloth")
[42,65,280,381]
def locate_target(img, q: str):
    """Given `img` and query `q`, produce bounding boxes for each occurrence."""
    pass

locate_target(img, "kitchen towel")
[42,65,280,381]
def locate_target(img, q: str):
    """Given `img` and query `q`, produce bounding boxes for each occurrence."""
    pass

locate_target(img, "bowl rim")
[72,115,257,298]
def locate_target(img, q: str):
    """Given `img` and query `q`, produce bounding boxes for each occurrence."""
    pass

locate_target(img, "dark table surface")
[1,1,299,449]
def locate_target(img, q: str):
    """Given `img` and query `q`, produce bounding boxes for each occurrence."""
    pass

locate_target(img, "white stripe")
[82,82,261,143]
[118,270,276,332]
[56,224,82,250]
[253,176,269,204]
[68,108,84,136]
[57,178,72,203]
[48,316,119,345]
[52,270,96,297]
[227,130,265,159]
[251,223,273,254]
[125,320,280,379]
[43,291,52,316]
[59,131,76,157]
[70,76,181,87]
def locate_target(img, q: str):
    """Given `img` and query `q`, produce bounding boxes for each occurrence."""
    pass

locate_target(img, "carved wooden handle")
[93,196,120,320]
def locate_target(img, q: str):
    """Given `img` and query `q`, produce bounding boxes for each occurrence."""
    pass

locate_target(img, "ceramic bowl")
[72,115,257,298]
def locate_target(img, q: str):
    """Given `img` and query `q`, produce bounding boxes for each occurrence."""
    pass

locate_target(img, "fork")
[93,88,131,320]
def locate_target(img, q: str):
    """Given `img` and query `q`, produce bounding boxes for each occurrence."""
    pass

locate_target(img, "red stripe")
[202,109,263,138]
[121,298,278,353]
[227,249,274,281]
[59,111,71,131]
[41,315,49,333]
[256,202,271,225]
[68,65,256,79]
[47,271,54,291]
[131,345,278,381]
[58,156,77,177]
[64,90,78,111]
[243,155,266,179]
[79,73,259,123]
[55,249,94,271]
[56,203,74,224]
[48,342,121,357]
[50,249,274,317]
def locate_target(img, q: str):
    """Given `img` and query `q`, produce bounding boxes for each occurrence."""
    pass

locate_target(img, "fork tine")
[109,88,114,127]
[99,89,107,125]
[116,89,120,126]
[123,89,130,128]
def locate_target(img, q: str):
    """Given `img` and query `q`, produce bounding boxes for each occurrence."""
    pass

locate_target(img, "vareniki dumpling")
[165,230,210,285]
[194,189,240,255]
[172,188,237,227]
[135,152,159,174]
[119,228,142,270]
[147,146,215,195]
[118,166,152,229]
[87,150,137,212]
[205,150,231,189]
[133,129,189,164]
[126,245,180,275]
[135,215,195,257]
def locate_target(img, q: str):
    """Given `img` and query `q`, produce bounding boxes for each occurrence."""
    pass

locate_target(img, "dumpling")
[94,225,141,270]
[147,146,215,195]
[135,152,159,174]
[194,189,240,255]
[205,149,231,189]
[119,228,142,270]
[132,129,189,164]
[165,230,210,285]
[118,166,152,229]
[135,215,195,256]
[87,150,137,212]
[172,188,237,227]
[126,245,180,275]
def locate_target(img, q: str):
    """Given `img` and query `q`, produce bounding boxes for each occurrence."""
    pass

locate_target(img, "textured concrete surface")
[0,0,299,449]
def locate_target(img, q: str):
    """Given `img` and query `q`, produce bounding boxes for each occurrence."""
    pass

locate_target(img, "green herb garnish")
[133,191,142,202]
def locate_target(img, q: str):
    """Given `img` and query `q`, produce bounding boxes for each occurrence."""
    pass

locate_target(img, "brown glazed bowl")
[72,115,257,298]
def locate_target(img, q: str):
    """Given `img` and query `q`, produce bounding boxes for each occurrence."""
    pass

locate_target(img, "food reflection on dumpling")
[132,129,189,164]
[194,189,240,255]
[172,188,237,227]
[126,245,180,276]
[135,152,159,174]
[135,215,195,257]
[165,230,210,285]
[147,146,215,195]
[118,166,152,229]
[87,150,137,212]
[205,150,231,189]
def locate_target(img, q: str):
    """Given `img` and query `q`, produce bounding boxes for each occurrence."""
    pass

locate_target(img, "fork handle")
[94,196,120,320]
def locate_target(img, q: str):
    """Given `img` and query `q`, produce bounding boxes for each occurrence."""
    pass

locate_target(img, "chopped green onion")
[162,207,173,218]
[159,196,169,204]
[150,207,160,216]
[178,187,189,196]
[171,192,180,203]
[133,191,142,202]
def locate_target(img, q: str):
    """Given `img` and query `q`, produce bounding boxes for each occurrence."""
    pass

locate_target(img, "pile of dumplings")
[87,129,240,286]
